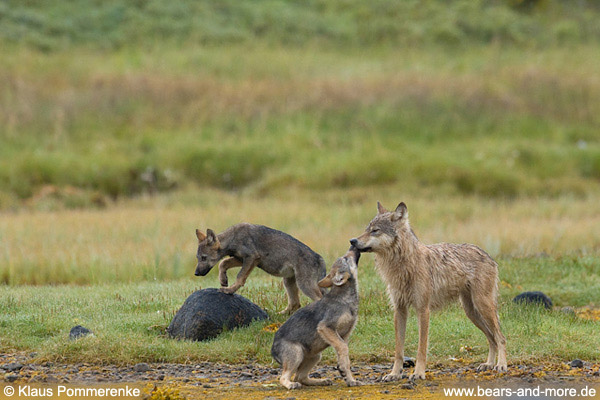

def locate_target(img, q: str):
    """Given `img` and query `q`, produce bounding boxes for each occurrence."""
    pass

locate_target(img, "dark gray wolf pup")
[271,246,361,389]
[350,202,507,380]
[195,223,326,313]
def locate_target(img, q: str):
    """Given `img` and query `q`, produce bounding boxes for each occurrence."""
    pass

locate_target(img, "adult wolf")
[350,202,507,380]
[194,223,326,313]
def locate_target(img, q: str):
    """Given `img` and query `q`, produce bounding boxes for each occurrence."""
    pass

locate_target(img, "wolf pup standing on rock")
[271,246,361,389]
[350,202,507,381]
[194,223,327,313]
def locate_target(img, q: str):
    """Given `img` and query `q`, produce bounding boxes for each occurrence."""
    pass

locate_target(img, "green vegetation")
[1,0,599,51]
[0,0,598,367]
[1,257,598,365]
[1,1,600,208]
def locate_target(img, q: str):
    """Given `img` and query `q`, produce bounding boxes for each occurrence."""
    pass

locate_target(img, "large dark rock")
[167,288,268,341]
[512,291,553,309]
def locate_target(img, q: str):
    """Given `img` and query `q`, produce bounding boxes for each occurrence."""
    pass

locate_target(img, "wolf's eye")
[371,228,380,234]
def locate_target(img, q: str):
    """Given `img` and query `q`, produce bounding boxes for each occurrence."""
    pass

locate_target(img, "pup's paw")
[219,287,237,295]
[284,382,302,390]
[346,379,362,387]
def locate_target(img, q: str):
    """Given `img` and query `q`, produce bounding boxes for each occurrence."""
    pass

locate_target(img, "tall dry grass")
[2,190,599,285]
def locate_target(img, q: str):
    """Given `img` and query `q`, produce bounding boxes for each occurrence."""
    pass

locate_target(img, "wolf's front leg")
[383,305,408,381]
[218,257,242,287]
[220,257,258,294]
[410,307,430,380]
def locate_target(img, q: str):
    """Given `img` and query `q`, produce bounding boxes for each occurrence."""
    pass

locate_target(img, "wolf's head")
[350,201,410,254]
[318,245,360,288]
[194,229,223,276]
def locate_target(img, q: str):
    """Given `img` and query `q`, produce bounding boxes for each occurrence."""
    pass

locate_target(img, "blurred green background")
[1,0,599,210]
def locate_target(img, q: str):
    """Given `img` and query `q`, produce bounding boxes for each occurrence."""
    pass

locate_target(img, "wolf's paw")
[218,275,228,287]
[494,364,508,373]
[381,372,403,382]
[346,379,362,387]
[278,305,299,315]
[476,363,494,372]
[409,371,426,381]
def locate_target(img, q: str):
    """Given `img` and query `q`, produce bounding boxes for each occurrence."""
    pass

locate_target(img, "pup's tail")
[270,341,282,365]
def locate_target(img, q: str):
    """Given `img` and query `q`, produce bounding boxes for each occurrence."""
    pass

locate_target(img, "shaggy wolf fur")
[350,202,507,381]
[195,223,326,313]
[271,247,362,389]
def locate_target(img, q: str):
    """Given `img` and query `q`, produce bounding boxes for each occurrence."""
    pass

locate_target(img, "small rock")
[309,372,321,378]
[380,390,390,394]
[3,363,23,372]
[202,384,212,388]
[401,382,415,390]
[134,363,151,372]
[561,307,576,316]
[5,374,19,382]
[593,370,599,376]
[69,325,93,340]
[157,375,165,381]
[403,357,416,368]
[570,359,584,368]
[512,291,552,309]
[239,372,252,378]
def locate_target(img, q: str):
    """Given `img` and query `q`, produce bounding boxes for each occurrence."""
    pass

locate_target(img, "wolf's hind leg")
[280,276,301,314]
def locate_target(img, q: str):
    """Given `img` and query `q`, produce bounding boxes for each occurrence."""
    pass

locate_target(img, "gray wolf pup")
[271,246,361,389]
[195,223,326,313]
[350,202,507,380]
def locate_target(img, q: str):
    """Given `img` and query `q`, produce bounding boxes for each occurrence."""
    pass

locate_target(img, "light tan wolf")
[350,202,507,381]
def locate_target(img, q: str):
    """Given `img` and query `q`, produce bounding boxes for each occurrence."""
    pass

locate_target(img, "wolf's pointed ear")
[377,201,388,214]
[196,229,206,242]
[206,229,219,247]
[391,202,408,222]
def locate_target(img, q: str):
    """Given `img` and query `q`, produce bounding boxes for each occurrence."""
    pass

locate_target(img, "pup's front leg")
[218,257,242,287]
[317,324,362,387]
[220,257,258,295]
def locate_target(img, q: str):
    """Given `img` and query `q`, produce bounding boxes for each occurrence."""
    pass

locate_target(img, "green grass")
[1,0,600,51]
[0,257,598,365]
[1,44,600,207]
[1,0,599,368]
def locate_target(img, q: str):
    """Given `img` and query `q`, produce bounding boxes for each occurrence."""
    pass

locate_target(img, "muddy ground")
[2,353,599,399]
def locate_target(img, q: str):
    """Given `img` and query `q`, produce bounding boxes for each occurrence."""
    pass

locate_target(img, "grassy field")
[1,195,599,365]
[1,0,599,368]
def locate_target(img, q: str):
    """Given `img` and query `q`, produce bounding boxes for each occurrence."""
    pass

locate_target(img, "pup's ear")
[196,229,206,242]
[206,229,219,247]
[332,270,350,286]
[391,202,408,222]
[377,201,388,214]
[318,275,333,288]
